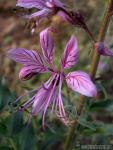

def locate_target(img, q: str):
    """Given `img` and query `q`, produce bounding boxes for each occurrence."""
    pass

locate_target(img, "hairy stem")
[64,0,113,150]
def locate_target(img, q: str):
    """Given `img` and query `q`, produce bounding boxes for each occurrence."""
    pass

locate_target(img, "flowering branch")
[64,0,113,149]
[7,0,113,148]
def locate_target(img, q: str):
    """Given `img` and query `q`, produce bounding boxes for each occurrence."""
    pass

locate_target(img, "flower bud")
[95,42,113,56]
[95,42,105,54]
[19,68,36,81]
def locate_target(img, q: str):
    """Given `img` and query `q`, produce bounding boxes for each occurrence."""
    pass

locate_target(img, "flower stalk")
[64,0,113,150]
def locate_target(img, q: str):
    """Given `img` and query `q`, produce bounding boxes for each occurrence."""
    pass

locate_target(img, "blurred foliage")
[1,76,113,149]
[0,0,113,149]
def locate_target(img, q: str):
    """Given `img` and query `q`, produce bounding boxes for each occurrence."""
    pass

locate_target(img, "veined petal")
[40,28,55,63]
[95,42,113,57]
[32,74,58,128]
[61,35,79,69]
[32,87,49,115]
[8,48,48,73]
[16,0,46,9]
[25,9,51,19]
[32,75,55,115]
[66,71,97,97]
[42,74,58,128]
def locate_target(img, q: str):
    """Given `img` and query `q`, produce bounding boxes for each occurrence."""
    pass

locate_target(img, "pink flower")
[8,28,97,127]
[16,1,89,34]
[16,0,66,28]
[17,0,65,9]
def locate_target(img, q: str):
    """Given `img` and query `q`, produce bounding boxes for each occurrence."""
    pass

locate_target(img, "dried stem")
[64,0,113,150]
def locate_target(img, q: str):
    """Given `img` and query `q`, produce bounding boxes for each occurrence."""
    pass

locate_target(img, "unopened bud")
[95,42,113,57]
[19,68,36,80]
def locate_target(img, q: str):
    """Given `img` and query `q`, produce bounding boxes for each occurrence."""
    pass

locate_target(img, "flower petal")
[61,35,79,69]
[40,28,55,63]
[32,75,55,115]
[32,74,58,128]
[8,48,47,73]
[32,87,48,115]
[95,42,113,57]
[66,71,97,97]
[19,67,38,80]
[25,9,51,19]
[16,0,46,9]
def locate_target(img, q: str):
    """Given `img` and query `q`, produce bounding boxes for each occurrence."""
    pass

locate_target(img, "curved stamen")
[12,88,41,106]
[18,95,35,111]
[42,74,59,128]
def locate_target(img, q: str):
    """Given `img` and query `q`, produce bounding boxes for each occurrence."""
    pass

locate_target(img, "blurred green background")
[0,0,113,150]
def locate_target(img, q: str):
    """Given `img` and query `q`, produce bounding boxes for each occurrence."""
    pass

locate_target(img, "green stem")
[64,0,113,150]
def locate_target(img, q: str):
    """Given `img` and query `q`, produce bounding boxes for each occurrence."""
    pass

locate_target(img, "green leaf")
[81,122,113,136]
[89,100,113,111]
[97,124,113,136]
[78,118,97,131]
[0,78,11,111]
[20,124,36,150]
[10,112,24,135]
[0,122,8,136]
[0,146,13,150]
